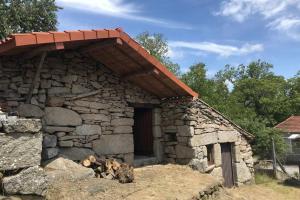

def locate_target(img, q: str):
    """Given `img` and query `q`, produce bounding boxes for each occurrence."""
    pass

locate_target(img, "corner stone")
[0,132,42,171]
[3,166,48,196]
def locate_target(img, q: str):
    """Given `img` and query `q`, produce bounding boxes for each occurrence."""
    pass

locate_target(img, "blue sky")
[56,0,300,78]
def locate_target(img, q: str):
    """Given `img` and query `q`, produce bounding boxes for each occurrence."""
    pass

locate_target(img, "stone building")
[0,28,254,187]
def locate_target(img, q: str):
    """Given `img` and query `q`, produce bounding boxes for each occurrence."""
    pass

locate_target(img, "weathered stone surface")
[74,100,110,109]
[72,84,91,94]
[213,143,222,167]
[178,125,194,137]
[175,145,195,158]
[153,126,162,138]
[235,161,252,184]
[188,158,208,173]
[42,147,59,160]
[217,131,238,143]
[123,153,134,165]
[233,145,241,163]
[2,118,42,133]
[43,134,57,148]
[58,140,73,147]
[48,87,70,95]
[17,104,44,118]
[75,124,102,135]
[92,134,134,155]
[44,126,75,134]
[46,96,65,107]
[44,157,95,183]
[152,108,161,125]
[210,167,223,181]
[44,107,82,126]
[153,140,164,162]
[59,147,95,161]
[81,114,110,122]
[0,132,42,170]
[111,118,134,126]
[2,166,47,196]
[113,126,132,134]
[189,132,218,147]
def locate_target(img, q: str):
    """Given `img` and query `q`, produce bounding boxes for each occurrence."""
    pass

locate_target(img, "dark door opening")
[221,143,235,187]
[133,108,153,156]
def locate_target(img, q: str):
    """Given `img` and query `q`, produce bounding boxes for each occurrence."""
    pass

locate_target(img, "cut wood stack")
[81,155,134,183]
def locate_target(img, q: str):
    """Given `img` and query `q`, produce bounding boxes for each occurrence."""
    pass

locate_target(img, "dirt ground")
[46,164,220,200]
[223,179,300,200]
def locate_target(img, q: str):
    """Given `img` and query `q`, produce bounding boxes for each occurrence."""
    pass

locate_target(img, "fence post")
[272,138,277,178]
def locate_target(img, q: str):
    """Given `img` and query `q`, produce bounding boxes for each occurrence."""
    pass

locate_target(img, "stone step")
[133,156,158,167]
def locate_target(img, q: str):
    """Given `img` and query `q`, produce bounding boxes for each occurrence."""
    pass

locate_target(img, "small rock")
[46,96,65,107]
[44,157,95,183]
[43,134,57,148]
[2,166,48,196]
[58,140,73,147]
[42,147,59,160]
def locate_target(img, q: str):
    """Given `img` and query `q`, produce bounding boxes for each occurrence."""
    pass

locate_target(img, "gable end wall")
[161,98,254,185]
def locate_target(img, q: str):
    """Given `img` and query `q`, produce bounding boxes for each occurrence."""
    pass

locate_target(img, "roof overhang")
[0,29,198,99]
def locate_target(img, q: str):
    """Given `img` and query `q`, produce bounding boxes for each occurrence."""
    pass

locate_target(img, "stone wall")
[0,51,160,164]
[161,98,254,185]
[0,111,47,196]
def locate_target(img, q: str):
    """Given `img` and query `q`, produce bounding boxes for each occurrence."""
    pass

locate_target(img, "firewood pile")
[81,155,134,183]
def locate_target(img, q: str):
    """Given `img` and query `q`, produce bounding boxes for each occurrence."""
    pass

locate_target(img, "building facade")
[0,29,254,187]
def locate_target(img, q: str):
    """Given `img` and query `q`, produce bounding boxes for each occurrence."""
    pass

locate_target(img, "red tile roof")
[275,116,300,133]
[0,28,198,98]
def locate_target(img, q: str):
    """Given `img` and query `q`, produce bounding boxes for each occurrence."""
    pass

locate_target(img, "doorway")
[133,108,153,156]
[221,143,235,187]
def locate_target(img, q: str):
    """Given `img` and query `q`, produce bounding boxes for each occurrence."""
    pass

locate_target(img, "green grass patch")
[255,173,276,184]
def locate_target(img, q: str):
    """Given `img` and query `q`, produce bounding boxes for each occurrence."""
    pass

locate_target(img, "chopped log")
[115,163,134,183]
[88,155,96,163]
[81,159,91,167]
[81,155,134,183]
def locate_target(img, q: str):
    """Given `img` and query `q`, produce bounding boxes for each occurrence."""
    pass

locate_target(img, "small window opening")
[165,132,177,142]
[207,144,214,166]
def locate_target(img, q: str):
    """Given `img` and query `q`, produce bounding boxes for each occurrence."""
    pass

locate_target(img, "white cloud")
[169,41,263,57]
[267,16,300,40]
[217,0,300,40]
[57,0,193,29]
[217,0,298,22]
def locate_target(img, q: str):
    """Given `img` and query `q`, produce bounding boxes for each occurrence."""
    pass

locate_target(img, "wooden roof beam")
[22,42,64,59]
[80,38,123,54]
[122,69,160,80]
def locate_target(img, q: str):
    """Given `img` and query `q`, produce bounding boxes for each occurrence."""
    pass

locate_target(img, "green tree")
[0,0,60,39]
[135,32,180,76]
[213,60,294,158]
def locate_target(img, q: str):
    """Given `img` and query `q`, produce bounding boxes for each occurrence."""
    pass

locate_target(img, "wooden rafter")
[22,42,64,59]
[80,38,123,54]
[122,69,160,80]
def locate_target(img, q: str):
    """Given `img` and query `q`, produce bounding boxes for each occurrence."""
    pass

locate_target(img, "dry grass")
[46,164,220,200]
[223,174,300,200]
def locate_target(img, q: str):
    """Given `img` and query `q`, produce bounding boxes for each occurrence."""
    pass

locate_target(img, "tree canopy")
[0,0,60,39]
[135,32,180,76]
[182,60,299,158]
